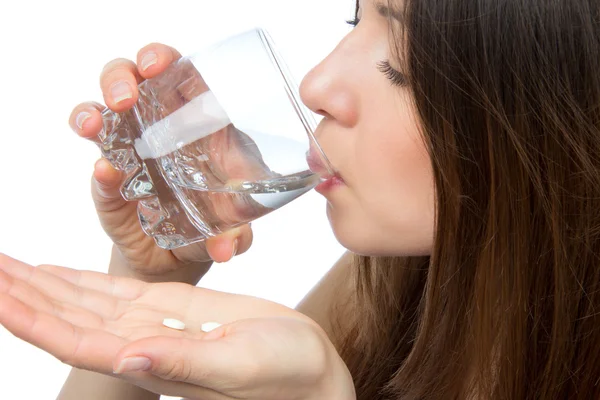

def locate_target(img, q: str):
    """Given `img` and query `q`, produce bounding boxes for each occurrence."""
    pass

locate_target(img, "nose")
[299,38,359,128]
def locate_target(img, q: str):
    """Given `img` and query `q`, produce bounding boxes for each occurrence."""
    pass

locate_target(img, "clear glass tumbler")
[98,28,334,249]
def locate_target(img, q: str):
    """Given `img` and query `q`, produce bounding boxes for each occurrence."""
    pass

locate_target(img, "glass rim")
[254,27,336,176]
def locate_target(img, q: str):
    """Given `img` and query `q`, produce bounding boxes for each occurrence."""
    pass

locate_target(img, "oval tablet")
[201,322,222,332]
[163,318,186,330]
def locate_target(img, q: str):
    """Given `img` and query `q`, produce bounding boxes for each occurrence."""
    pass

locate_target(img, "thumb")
[91,158,128,212]
[112,331,232,384]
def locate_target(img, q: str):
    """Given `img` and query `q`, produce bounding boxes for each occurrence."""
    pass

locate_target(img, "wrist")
[108,245,212,285]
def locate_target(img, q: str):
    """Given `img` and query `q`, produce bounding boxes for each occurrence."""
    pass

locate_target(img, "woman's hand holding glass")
[0,254,356,400]
[68,43,254,284]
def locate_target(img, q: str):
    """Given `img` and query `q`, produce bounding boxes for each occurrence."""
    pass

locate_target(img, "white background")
[0,1,352,398]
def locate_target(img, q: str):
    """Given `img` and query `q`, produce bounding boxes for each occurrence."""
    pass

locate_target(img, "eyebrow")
[375,3,404,23]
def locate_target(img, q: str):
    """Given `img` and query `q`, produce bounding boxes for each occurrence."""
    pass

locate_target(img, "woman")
[1,0,599,398]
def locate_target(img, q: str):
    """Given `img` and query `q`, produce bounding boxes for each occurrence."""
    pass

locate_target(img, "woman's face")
[300,0,435,256]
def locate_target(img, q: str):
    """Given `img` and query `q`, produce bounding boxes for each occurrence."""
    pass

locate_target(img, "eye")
[346,17,360,27]
[377,60,408,87]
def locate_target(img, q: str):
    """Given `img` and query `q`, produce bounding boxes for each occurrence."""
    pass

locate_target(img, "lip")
[315,175,345,194]
[306,147,335,178]
[306,147,345,194]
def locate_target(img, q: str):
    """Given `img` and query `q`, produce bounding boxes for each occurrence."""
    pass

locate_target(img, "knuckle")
[138,43,166,57]
[162,358,191,381]
[101,58,134,73]
[71,102,95,118]
[61,325,84,367]
[142,42,164,50]
[162,360,182,380]
[101,68,132,84]
[100,60,137,86]
[72,103,87,113]
[138,43,180,61]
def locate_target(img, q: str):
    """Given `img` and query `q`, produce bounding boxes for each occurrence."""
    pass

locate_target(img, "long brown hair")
[334,0,600,398]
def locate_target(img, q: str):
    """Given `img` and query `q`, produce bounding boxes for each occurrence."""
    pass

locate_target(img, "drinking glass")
[97,28,334,249]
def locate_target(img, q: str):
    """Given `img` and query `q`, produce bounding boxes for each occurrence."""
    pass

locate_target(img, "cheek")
[350,110,435,254]
[357,110,429,191]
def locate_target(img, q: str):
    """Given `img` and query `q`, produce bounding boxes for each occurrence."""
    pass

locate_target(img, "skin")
[300,0,435,256]
[68,44,254,285]
[0,254,355,399]
[0,0,433,399]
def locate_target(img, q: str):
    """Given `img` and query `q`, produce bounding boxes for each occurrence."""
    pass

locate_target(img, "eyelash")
[377,61,408,87]
[345,18,408,87]
[346,17,360,27]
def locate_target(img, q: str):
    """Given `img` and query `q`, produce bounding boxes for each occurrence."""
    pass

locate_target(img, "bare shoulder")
[295,251,356,344]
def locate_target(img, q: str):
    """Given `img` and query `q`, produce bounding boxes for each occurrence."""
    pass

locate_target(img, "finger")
[36,263,147,301]
[0,255,144,304]
[114,333,240,388]
[68,101,106,139]
[99,58,144,112]
[0,267,221,398]
[90,157,130,213]
[0,268,56,314]
[128,372,233,400]
[205,224,254,263]
[15,265,120,319]
[0,255,125,318]
[174,66,210,101]
[0,285,126,373]
[0,268,104,330]
[121,374,233,400]
[136,43,182,79]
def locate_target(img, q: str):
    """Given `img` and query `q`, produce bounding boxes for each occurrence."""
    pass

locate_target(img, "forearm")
[58,368,159,400]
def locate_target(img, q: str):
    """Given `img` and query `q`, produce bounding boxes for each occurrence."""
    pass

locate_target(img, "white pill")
[162,318,186,331]
[201,322,222,332]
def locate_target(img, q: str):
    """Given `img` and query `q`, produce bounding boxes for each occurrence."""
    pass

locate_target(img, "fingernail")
[75,111,91,130]
[110,81,133,104]
[113,356,152,374]
[141,52,158,71]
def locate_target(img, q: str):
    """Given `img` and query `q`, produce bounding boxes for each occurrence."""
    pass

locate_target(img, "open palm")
[0,254,347,399]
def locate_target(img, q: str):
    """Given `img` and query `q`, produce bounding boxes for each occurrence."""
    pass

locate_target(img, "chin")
[326,212,387,255]
[338,238,433,258]
[327,205,433,257]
